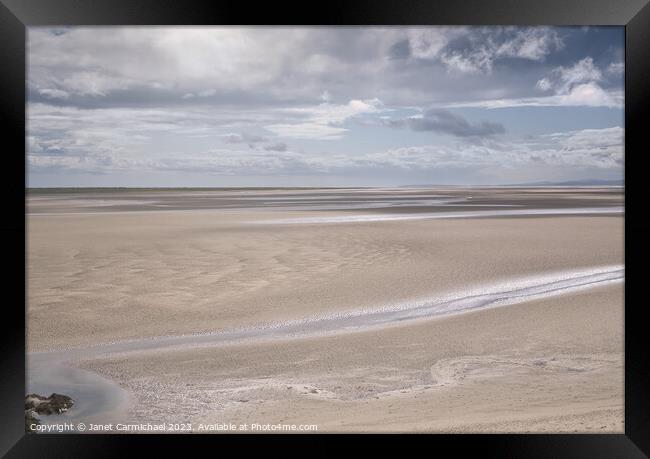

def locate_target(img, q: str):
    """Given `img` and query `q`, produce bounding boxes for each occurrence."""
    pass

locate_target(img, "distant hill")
[401,179,624,187]
[505,179,624,187]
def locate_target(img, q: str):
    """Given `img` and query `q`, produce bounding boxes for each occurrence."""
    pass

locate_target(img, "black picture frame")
[1,0,648,456]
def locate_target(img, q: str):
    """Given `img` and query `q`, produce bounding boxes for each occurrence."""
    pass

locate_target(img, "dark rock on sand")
[25,393,75,433]
[25,410,41,432]
[26,393,74,415]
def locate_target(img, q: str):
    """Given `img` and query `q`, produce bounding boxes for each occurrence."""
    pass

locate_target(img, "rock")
[25,393,74,415]
[25,410,40,433]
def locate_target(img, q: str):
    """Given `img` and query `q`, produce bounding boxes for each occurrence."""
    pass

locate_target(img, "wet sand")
[80,283,623,432]
[26,187,624,432]
[27,186,622,214]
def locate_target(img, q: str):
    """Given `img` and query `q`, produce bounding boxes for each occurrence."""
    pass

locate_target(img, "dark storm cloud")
[387,109,506,138]
[263,143,288,152]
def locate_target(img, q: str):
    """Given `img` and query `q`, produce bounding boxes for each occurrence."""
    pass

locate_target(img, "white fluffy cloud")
[495,27,564,60]
[434,27,563,74]
[535,57,621,107]
[267,98,386,140]
[364,126,622,171]
[538,57,602,93]
[406,27,468,60]
[450,57,622,108]
[607,62,624,75]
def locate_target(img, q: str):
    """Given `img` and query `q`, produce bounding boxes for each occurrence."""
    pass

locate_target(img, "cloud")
[26,27,624,185]
[413,27,564,75]
[223,133,268,145]
[449,86,622,109]
[440,49,493,74]
[361,144,499,170]
[28,147,329,177]
[538,57,603,93]
[386,109,505,139]
[29,123,622,179]
[266,98,386,140]
[536,126,624,167]
[449,57,622,108]
[263,142,288,152]
[528,57,622,108]
[361,126,623,172]
[155,150,321,175]
[494,27,563,60]
[38,88,70,99]
[26,27,583,110]
[265,123,348,140]
[535,78,552,91]
[220,133,291,151]
[406,27,468,60]
[606,62,624,75]
[28,27,400,108]
[555,82,620,107]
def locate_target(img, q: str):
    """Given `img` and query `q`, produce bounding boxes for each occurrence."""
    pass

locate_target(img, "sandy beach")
[23,25,627,438]
[26,187,624,432]
[80,284,623,433]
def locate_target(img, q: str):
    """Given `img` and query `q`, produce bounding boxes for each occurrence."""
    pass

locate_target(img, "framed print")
[1,0,649,457]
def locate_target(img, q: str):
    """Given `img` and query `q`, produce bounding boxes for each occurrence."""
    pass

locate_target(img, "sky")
[27,26,624,187]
